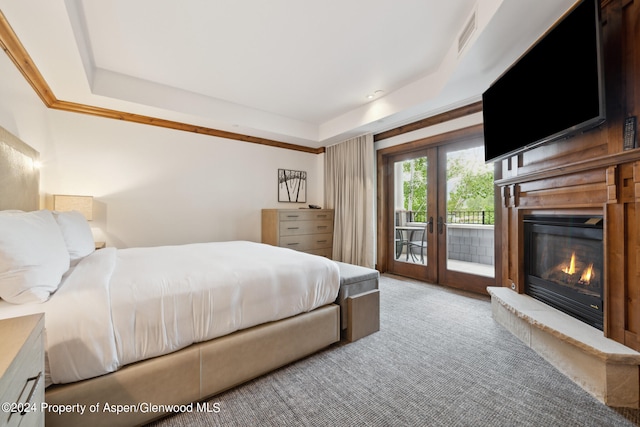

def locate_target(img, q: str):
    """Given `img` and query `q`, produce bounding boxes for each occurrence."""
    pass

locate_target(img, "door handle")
[438,216,444,235]
[428,217,434,234]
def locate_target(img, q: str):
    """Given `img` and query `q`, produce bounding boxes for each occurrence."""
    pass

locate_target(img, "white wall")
[0,52,324,248]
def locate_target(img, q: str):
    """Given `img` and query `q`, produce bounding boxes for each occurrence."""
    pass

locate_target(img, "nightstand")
[0,314,45,427]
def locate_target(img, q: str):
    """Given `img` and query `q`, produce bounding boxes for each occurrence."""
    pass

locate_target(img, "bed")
[0,126,341,427]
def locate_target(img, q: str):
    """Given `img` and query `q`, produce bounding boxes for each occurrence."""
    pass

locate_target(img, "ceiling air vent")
[458,9,477,55]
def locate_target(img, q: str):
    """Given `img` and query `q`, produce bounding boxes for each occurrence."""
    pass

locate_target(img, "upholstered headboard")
[0,126,39,211]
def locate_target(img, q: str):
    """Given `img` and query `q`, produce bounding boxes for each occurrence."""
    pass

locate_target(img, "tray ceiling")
[0,0,577,148]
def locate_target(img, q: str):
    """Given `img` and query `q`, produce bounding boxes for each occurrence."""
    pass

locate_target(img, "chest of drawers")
[0,314,45,427]
[262,209,334,258]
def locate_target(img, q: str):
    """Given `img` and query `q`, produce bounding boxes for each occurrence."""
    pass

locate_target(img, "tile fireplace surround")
[489,287,640,408]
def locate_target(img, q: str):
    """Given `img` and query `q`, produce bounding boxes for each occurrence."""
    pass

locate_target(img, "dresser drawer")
[278,210,333,222]
[279,220,333,236]
[305,247,333,258]
[279,233,333,251]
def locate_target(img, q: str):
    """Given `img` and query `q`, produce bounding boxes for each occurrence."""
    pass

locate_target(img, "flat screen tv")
[482,0,605,163]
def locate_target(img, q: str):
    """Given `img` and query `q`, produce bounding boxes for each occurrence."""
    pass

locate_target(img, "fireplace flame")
[580,263,594,284]
[562,252,577,275]
[543,248,599,290]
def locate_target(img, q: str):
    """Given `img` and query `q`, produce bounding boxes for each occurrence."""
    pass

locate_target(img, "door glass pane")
[394,157,428,265]
[445,146,495,277]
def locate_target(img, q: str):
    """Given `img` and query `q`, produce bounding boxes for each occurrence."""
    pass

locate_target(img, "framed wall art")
[278,169,306,203]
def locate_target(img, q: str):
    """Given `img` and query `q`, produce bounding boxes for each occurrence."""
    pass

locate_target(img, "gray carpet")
[147,274,640,426]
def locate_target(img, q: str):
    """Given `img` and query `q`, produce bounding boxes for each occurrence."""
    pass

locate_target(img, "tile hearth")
[488,287,640,408]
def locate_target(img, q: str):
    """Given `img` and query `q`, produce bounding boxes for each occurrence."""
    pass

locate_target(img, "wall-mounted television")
[482,0,605,163]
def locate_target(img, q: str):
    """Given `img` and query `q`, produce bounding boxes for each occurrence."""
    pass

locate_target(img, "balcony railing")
[447,210,494,225]
[400,210,494,225]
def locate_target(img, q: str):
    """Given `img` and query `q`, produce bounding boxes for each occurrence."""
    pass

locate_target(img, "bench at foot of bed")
[334,261,380,342]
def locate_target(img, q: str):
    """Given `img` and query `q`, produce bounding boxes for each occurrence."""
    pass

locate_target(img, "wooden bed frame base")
[45,304,340,427]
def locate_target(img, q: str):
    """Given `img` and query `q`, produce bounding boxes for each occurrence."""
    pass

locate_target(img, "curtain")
[324,134,375,268]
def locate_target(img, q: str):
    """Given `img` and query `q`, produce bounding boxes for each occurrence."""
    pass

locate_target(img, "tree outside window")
[400,151,494,225]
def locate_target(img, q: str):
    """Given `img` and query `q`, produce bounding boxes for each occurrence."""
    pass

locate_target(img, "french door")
[388,147,439,283]
[381,127,496,293]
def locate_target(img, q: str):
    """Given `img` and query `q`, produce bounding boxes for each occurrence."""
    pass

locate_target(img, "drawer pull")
[10,372,42,416]
[287,243,300,246]
[317,215,327,218]
[317,240,327,243]
[286,215,300,218]
[23,372,42,414]
[317,226,328,229]
[287,227,300,230]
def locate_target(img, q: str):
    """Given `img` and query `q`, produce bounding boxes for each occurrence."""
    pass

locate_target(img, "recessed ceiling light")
[366,90,384,100]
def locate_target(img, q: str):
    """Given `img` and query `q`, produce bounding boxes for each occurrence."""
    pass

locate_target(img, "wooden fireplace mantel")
[495,0,640,352]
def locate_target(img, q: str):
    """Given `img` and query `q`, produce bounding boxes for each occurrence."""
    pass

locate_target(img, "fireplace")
[524,215,604,330]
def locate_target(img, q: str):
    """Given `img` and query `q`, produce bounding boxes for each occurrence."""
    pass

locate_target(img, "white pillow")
[0,210,71,304]
[52,210,95,265]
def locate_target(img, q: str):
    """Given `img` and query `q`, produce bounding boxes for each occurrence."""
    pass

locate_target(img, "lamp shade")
[53,195,93,220]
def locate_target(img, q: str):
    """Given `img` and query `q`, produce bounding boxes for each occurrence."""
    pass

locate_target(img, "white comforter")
[0,241,340,385]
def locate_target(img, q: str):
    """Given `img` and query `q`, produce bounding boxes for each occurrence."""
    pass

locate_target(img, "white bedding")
[0,241,340,385]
